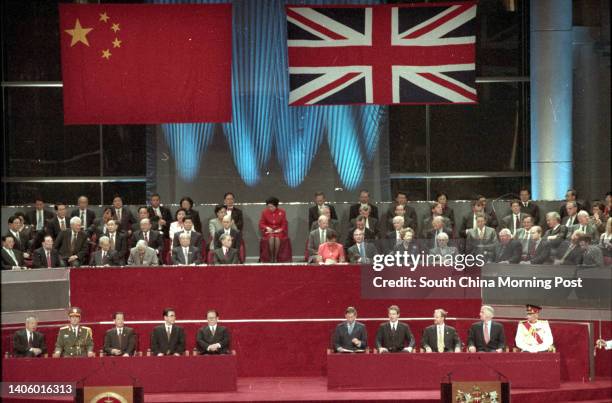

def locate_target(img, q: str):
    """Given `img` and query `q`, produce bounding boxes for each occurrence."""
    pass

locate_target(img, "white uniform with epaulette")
[515,318,553,352]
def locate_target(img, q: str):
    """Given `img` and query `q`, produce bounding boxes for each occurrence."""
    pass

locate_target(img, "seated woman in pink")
[317,232,345,264]
[259,197,288,263]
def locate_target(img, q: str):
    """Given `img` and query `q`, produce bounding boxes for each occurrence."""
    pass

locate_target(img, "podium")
[441,381,510,403]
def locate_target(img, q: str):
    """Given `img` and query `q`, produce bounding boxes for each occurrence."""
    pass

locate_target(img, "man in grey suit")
[332,306,368,352]
[172,232,201,265]
[567,211,598,243]
[466,214,498,259]
[54,216,89,267]
[90,236,122,266]
[307,215,336,263]
[127,240,159,266]
[578,235,604,268]
[347,229,378,263]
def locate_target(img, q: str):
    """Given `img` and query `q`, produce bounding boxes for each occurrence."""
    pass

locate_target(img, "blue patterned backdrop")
[159,0,387,190]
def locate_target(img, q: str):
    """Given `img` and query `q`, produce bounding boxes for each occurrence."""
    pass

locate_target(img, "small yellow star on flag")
[112,38,122,48]
[111,23,120,33]
[101,49,112,59]
[65,19,93,47]
[99,12,110,23]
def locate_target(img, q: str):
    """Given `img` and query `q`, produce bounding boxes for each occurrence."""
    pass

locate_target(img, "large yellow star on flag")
[65,19,93,47]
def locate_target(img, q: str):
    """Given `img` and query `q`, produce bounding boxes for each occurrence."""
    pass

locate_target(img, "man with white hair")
[350,204,379,235]
[347,229,378,263]
[172,232,201,265]
[54,216,88,267]
[567,210,598,242]
[310,205,340,234]
[127,239,159,266]
[468,305,505,352]
[543,211,568,254]
[494,229,522,263]
[383,216,405,252]
[213,215,241,250]
[424,216,452,251]
[13,315,47,357]
[466,213,497,259]
[132,218,164,257]
[89,236,122,266]
[307,215,336,263]
[430,232,458,257]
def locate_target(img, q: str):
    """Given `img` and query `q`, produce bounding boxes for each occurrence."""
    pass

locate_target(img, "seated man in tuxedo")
[421,309,461,353]
[2,235,26,270]
[196,309,231,354]
[70,195,96,236]
[127,240,159,266]
[173,216,204,251]
[103,312,136,356]
[32,235,64,268]
[349,205,379,236]
[494,229,522,264]
[151,308,185,356]
[90,236,122,266]
[347,229,378,264]
[467,305,505,352]
[172,232,201,265]
[213,234,240,265]
[214,215,242,250]
[519,226,552,264]
[349,189,379,221]
[376,305,415,353]
[332,306,367,353]
[54,216,89,267]
[308,191,338,229]
[13,315,46,357]
[148,193,173,238]
[132,218,164,257]
[307,215,336,263]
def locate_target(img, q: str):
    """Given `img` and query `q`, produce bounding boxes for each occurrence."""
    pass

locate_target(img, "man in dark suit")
[89,236,123,266]
[460,200,485,238]
[196,309,231,354]
[172,232,201,265]
[345,217,376,250]
[150,308,185,356]
[467,305,505,352]
[13,315,47,357]
[224,192,244,232]
[25,198,54,230]
[173,217,204,250]
[104,312,136,356]
[561,201,579,230]
[385,191,418,232]
[131,219,164,257]
[349,205,379,236]
[466,214,498,259]
[520,226,551,264]
[501,200,529,237]
[559,189,584,220]
[423,216,453,251]
[2,235,26,270]
[102,220,128,261]
[332,306,368,352]
[6,215,28,255]
[494,229,522,263]
[578,235,604,268]
[111,195,136,234]
[70,196,96,235]
[32,235,64,268]
[349,190,379,221]
[213,215,242,250]
[554,231,584,265]
[308,191,338,229]
[376,305,415,353]
[347,229,378,264]
[543,212,568,255]
[45,203,69,241]
[421,309,461,353]
[213,234,240,264]
[53,217,89,267]
[519,188,540,225]
[148,193,173,238]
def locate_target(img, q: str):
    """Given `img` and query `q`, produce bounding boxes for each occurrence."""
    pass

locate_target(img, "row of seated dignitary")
[11,307,231,358]
[332,305,553,354]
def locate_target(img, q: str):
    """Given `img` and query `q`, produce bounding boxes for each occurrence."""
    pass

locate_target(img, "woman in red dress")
[316,232,345,264]
[259,197,288,262]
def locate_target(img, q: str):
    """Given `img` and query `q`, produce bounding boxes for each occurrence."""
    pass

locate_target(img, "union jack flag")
[286,3,477,106]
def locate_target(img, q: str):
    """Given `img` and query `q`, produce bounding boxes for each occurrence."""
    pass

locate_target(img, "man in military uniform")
[53,307,95,357]
[515,304,554,353]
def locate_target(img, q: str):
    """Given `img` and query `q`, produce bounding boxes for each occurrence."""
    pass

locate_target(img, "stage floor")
[2,377,611,403]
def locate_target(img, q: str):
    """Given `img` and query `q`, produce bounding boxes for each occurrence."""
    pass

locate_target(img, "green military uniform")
[54,307,94,357]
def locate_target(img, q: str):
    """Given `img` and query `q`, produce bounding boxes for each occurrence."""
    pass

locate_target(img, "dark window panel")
[103,182,146,206]
[4,183,101,206]
[102,126,147,176]
[429,177,529,201]
[4,87,101,177]
[389,106,426,173]
[389,179,428,202]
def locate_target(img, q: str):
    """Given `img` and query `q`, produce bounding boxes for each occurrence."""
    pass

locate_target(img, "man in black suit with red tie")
[104,312,136,356]
[196,310,231,354]
[421,309,461,353]
[32,235,64,268]
[150,308,185,356]
[13,315,47,357]
[468,305,506,352]
[375,305,415,353]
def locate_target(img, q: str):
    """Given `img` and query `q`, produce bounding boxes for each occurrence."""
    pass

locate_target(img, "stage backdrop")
[153,0,390,204]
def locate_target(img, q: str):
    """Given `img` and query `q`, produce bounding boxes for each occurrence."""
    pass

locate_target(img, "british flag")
[286,2,477,106]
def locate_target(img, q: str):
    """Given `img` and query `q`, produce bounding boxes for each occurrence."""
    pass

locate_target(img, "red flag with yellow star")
[59,4,232,124]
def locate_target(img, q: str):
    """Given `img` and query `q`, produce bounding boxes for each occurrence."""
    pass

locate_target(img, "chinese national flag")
[59,4,232,124]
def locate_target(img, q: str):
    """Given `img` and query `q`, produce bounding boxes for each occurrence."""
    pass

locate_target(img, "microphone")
[475,355,509,381]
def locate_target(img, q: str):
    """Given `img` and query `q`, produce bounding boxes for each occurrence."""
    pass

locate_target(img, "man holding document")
[332,307,367,353]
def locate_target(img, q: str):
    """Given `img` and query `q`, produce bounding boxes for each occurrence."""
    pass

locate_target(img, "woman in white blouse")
[169,208,187,250]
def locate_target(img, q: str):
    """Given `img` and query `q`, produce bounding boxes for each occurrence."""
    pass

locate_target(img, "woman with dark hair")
[435,192,455,227]
[91,207,115,239]
[259,197,288,263]
[208,205,237,250]
[316,232,345,264]
[179,197,202,234]
[169,208,187,250]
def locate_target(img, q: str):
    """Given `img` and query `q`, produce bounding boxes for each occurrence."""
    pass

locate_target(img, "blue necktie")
[348,323,353,335]
[359,243,365,257]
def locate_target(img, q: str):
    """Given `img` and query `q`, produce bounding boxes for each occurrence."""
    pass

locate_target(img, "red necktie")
[484,322,490,344]
[46,251,52,267]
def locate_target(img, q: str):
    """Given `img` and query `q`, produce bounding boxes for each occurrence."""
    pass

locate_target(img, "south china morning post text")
[360,252,584,299]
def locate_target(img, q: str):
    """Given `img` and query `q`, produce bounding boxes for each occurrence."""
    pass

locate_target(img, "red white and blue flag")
[286,2,477,106]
